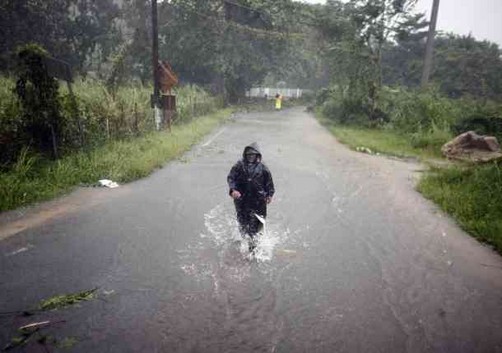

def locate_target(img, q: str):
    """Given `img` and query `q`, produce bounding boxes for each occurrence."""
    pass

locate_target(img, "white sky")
[296,0,502,46]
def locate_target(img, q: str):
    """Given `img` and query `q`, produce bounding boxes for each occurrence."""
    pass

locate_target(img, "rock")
[484,136,500,152]
[442,131,502,163]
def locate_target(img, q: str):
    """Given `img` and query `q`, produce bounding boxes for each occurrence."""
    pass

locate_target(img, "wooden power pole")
[151,0,160,106]
[421,0,440,87]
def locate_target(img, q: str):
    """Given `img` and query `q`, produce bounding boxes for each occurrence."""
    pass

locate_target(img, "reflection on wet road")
[1,107,502,352]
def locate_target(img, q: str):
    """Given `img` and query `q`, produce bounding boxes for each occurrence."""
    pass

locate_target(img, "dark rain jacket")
[227,143,275,202]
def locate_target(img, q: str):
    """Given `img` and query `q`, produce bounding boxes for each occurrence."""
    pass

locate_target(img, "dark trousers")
[234,198,267,237]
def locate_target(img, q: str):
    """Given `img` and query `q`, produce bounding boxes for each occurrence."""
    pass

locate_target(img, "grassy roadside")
[318,117,442,160]
[318,117,502,255]
[418,163,502,254]
[0,108,233,212]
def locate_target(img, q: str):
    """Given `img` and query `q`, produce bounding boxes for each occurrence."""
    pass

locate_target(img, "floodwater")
[1,107,502,352]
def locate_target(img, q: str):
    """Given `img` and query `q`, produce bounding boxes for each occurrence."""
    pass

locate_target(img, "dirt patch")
[0,187,130,241]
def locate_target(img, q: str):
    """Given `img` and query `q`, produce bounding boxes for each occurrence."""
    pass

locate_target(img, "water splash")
[180,203,292,284]
[203,203,289,263]
[202,204,242,247]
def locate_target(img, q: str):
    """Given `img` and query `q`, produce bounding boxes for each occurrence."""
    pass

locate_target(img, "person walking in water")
[227,143,275,252]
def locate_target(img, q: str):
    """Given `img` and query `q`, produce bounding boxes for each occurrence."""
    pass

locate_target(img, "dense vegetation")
[314,1,502,141]
[313,1,502,159]
[0,72,223,168]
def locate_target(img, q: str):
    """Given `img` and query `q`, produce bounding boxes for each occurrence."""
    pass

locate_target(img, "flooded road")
[1,107,502,352]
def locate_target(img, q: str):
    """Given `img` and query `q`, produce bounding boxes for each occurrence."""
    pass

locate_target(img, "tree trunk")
[421,0,440,87]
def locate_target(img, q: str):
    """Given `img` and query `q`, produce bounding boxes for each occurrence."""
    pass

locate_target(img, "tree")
[345,0,417,119]
[381,30,502,100]
[14,44,64,159]
[260,2,331,90]
[434,35,502,99]
[71,0,122,73]
[315,0,418,120]
[0,0,122,74]
[382,13,429,87]
[157,0,296,102]
[0,0,76,70]
[116,0,152,84]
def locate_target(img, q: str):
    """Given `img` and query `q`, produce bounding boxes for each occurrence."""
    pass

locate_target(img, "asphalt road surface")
[1,107,502,353]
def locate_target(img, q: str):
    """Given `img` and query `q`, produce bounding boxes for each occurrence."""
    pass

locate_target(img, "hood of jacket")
[242,142,262,161]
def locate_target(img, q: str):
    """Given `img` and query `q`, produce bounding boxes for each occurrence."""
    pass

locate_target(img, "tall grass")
[0,76,224,165]
[0,108,233,212]
[319,86,501,153]
[322,123,437,159]
[380,87,460,133]
[418,163,502,254]
[60,79,222,141]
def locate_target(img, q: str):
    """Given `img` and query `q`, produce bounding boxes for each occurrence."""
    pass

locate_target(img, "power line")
[161,2,307,40]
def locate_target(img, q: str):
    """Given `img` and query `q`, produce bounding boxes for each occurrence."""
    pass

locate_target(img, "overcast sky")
[296,0,502,46]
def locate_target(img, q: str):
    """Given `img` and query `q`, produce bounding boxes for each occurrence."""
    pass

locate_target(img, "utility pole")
[421,0,440,87]
[151,0,161,129]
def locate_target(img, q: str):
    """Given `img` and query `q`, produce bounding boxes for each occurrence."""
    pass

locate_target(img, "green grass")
[38,288,97,311]
[0,108,233,212]
[319,118,444,160]
[418,163,502,254]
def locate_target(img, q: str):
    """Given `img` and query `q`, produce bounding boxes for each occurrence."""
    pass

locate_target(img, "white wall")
[246,87,306,99]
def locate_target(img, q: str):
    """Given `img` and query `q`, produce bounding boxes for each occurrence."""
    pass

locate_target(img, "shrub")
[14,44,65,159]
[320,89,370,125]
[381,87,460,133]
[315,87,334,106]
[409,121,453,151]
[452,101,502,140]
[0,77,22,166]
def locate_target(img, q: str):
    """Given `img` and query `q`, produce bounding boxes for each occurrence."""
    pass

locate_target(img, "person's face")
[246,153,257,163]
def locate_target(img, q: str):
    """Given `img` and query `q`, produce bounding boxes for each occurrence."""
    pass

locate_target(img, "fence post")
[134,103,139,135]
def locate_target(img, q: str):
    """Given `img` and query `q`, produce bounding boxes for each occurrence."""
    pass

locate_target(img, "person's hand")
[231,190,242,200]
[266,196,273,204]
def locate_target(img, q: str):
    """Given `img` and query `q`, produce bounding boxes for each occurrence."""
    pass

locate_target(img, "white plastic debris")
[98,179,120,188]
[356,146,373,154]
[254,213,267,236]
[6,246,32,257]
